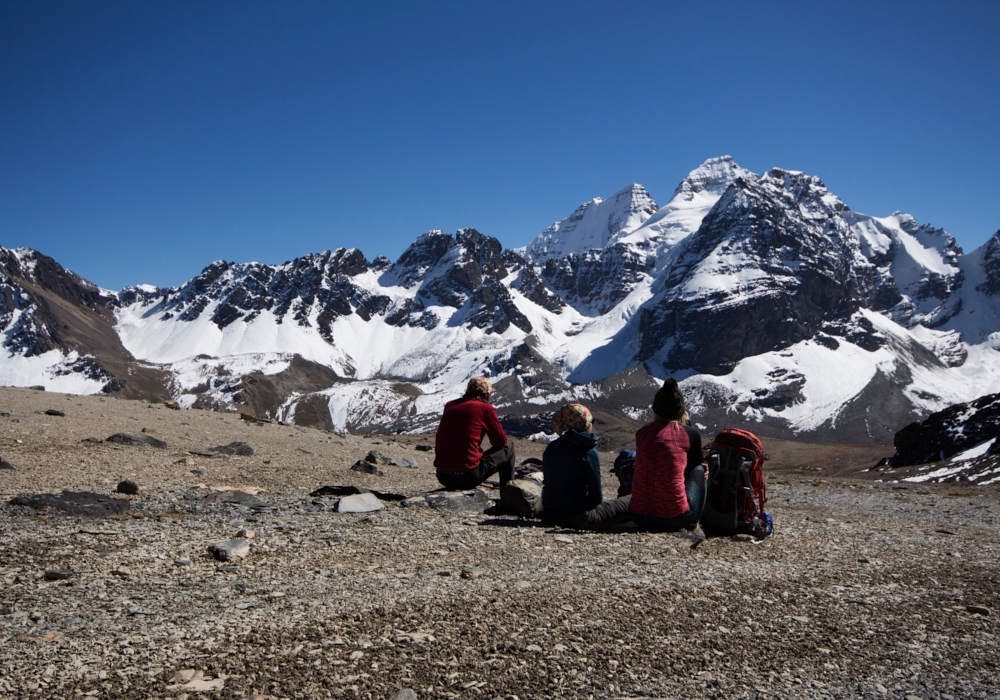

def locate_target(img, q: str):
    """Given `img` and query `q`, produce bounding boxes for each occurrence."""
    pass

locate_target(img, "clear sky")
[2,0,999,290]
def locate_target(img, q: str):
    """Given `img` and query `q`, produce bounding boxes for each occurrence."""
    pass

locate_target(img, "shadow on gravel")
[478,517,553,528]
[9,490,131,516]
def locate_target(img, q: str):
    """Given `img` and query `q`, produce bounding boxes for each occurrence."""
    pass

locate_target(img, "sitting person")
[629,378,707,531]
[541,403,632,531]
[434,376,515,490]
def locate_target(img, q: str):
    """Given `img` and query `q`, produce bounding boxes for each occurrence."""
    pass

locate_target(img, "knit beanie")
[652,378,685,421]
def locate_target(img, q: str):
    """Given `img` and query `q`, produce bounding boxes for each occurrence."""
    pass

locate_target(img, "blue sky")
[2,1,998,290]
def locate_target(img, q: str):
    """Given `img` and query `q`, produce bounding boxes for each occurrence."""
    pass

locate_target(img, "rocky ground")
[0,386,998,700]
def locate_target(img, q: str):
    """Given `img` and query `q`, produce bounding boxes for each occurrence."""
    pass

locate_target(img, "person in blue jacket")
[541,403,632,531]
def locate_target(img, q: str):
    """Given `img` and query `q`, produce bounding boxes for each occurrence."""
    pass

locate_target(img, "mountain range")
[2,156,999,445]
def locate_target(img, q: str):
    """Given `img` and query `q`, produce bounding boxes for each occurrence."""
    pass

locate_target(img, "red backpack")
[701,428,771,538]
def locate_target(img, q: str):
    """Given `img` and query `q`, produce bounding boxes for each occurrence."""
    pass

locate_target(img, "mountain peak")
[672,155,752,200]
[524,183,658,264]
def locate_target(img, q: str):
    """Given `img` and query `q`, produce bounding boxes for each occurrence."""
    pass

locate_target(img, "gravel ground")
[1,387,998,700]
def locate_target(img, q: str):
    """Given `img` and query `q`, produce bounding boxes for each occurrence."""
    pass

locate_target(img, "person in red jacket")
[434,376,516,490]
[629,377,707,531]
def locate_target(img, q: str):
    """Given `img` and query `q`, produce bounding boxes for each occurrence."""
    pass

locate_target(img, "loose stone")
[208,539,251,561]
[116,480,139,495]
[44,569,74,580]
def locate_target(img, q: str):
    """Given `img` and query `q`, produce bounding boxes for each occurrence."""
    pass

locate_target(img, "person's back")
[541,429,602,514]
[435,397,505,472]
[630,421,699,519]
[433,377,515,491]
[628,377,707,532]
[540,403,632,531]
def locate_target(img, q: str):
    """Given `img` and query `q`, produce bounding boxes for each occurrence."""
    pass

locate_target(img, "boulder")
[423,489,490,512]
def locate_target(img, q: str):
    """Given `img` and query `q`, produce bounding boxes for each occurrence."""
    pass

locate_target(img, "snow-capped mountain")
[2,156,999,445]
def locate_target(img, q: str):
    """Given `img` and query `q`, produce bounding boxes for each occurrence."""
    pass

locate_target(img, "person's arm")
[585,448,603,508]
[684,425,703,472]
[482,403,508,448]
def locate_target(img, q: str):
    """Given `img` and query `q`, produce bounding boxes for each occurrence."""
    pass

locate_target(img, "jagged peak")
[672,155,753,200]
[524,183,658,263]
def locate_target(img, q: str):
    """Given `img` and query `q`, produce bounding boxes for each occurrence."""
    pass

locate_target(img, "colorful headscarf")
[553,403,593,435]
[465,376,495,399]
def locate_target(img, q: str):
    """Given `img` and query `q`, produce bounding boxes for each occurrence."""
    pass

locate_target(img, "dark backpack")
[701,429,771,538]
[611,449,636,497]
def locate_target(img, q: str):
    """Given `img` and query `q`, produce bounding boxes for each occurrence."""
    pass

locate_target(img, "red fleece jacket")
[434,397,507,471]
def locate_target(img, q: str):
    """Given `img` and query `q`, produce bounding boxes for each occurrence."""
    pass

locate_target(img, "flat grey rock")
[207,539,251,561]
[10,490,131,517]
[202,490,268,509]
[388,690,418,700]
[337,492,384,513]
[423,489,489,512]
[390,458,419,468]
[208,441,254,456]
[106,433,167,449]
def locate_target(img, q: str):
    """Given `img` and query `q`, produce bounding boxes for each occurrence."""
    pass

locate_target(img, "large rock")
[10,490,131,517]
[422,489,490,513]
[106,433,167,449]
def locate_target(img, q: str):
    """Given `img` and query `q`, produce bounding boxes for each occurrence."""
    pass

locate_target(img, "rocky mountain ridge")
[2,156,999,445]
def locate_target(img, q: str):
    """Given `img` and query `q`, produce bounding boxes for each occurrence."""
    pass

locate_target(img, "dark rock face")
[540,241,653,314]
[638,171,889,373]
[0,248,112,357]
[889,392,1000,467]
[386,228,532,334]
[976,231,1000,297]
[140,248,390,343]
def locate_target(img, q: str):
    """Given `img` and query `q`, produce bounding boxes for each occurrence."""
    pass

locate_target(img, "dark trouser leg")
[436,462,490,490]
[542,509,589,529]
[545,496,633,531]
[483,442,516,487]
[582,495,633,531]
[435,442,516,490]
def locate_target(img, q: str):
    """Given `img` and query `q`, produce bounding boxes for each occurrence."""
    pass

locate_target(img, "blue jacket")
[542,430,602,513]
